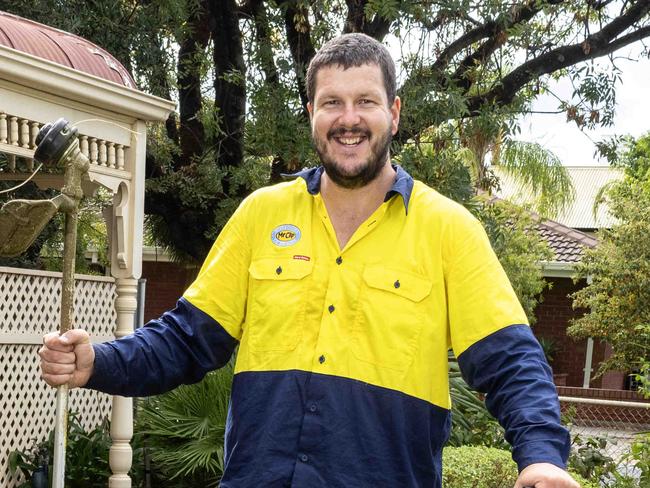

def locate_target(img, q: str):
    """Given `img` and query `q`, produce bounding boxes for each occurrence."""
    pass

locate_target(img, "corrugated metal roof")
[0,11,135,89]
[494,166,623,229]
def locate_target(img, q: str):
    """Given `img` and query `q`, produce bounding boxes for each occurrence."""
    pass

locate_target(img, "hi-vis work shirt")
[88,165,570,487]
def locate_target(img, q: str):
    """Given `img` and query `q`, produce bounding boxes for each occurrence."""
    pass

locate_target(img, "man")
[40,34,578,487]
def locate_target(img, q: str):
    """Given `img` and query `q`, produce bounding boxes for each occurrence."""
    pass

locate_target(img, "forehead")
[313,63,386,99]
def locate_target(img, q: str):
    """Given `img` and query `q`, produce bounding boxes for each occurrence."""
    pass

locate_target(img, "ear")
[390,96,401,135]
[307,102,313,120]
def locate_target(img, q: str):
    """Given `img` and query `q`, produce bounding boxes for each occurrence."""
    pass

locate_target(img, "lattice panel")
[0,268,116,338]
[0,268,116,487]
[1,344,112,488]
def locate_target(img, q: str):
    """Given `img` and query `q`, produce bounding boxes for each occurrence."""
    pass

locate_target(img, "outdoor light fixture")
[0,118,90,488]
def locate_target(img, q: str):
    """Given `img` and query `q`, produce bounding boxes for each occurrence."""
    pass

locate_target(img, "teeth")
[339,137,362,145]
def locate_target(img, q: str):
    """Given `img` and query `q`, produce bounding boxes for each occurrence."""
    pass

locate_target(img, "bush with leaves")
[569,175,650,387]
[442,446,597,488]
[9,412,143,487]
[134,360,234,487]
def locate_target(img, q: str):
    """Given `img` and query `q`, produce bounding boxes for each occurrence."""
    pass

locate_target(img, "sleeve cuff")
[83,342,119,393]
[513,439,568,472]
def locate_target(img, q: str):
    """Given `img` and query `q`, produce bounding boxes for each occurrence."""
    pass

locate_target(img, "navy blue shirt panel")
[86,297,237,396]
[221,370,447,488]
[457,324,571,471]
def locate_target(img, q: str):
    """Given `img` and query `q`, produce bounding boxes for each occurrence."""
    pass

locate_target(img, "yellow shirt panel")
[184,177,528,411]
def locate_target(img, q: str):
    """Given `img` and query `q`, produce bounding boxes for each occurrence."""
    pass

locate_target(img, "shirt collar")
[284,164,414,214]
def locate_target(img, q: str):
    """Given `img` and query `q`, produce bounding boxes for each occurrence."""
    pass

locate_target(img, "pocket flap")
[249,258,313,280]
[362,265,432,302]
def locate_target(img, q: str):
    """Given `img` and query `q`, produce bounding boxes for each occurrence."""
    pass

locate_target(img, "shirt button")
[309,403,317,412]
[336,256,343,265]
[276,266,282,275]
[299,454,309,462]
[319,355,326,364]
[328,304,335,313]
[394,279,400,289]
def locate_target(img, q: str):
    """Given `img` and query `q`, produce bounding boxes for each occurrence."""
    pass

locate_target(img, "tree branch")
[466,2,650,112]
[283,1,316,116]
[250,0,279,84]
[210,0,247,169]
[447,1,564,90]
[342,0,391,40]
[176,0,211,169]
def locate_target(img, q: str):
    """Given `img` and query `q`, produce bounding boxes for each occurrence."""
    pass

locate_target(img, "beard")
[312,124,393,189]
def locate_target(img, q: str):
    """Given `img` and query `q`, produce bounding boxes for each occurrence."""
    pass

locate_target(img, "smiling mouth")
[329,128,369,147]
[336,136,365,146]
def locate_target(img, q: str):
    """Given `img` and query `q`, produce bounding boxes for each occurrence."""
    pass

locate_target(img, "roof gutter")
[540,260,579,278]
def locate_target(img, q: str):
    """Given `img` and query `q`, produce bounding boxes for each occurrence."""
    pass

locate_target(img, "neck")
[320,161,396,217]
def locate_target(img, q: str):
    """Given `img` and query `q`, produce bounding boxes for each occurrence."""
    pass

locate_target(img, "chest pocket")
[246,258,313,352]
[353,265,432,373]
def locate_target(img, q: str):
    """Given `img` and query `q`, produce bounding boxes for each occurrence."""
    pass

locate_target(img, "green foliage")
[569,176,650,378]
[134,361,234,486]
[616,132,650,181]
[4,0,643,261]
[9,412,142,487]
[625,433,650,487]
[442,446,597,488]
[474,198,552,324]
[536,336,557,365]
[566,432,650,488]
[397,141,474,205]
[442,446,517,488]
[494,140,576,219]
[568,434,617,482]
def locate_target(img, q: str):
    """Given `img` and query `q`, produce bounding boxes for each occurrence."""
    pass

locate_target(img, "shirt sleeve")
[457,325,570,471]
[444,210,569,471]
[445,214,529,355]
[85,297,238,396]
[85,195,253,396]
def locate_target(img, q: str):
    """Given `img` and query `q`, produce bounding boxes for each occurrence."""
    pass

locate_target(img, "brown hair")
[306,33,396,105]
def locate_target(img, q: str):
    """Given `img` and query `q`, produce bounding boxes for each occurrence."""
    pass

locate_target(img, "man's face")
[308,63,400,189]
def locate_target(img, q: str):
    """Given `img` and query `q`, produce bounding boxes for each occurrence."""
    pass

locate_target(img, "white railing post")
[109,277,137,487]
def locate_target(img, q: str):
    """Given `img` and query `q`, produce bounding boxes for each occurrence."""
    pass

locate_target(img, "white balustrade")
[10,116,18,145]
[0,113,7,143]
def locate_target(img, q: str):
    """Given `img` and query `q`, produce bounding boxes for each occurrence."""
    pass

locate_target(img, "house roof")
[494,166,623,229]
[0,11,135,89]
[537,219,598,263]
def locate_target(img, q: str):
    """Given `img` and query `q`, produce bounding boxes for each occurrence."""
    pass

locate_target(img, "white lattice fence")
[0,266,116,488]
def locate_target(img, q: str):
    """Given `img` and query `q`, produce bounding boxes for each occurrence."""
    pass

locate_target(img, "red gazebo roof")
[0,11,135,89]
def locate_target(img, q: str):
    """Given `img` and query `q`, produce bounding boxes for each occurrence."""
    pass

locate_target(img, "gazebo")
[0,11,174,487]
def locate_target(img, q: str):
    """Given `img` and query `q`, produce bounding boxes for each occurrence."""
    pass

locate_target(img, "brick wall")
[140,261,198,323]
[533,277,607,388]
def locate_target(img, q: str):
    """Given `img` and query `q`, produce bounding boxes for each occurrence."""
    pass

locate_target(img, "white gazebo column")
[107,120,148,487]
[109,278,138,487]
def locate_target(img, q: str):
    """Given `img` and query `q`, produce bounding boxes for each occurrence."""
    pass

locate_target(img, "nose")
[336,102,361,128]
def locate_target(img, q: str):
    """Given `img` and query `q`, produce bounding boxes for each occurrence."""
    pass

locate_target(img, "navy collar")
[285,164,414,214]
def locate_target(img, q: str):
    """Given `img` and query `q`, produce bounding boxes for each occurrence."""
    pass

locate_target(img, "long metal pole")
[52,202,79,488]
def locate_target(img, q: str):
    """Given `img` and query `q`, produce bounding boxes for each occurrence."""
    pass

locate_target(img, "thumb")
[60,328,91,346]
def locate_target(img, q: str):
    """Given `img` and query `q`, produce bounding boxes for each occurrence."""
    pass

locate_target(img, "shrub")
[442,446,598,488]
[9,412,143,487]
[134,360,234,487]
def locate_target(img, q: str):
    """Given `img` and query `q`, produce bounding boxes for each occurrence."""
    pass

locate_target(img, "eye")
[358,98,375,105]
[323,99,339,106]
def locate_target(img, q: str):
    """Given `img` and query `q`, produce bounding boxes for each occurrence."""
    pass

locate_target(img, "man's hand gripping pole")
[0,119,89,488]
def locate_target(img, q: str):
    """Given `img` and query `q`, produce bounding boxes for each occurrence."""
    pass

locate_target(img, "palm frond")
[495,140,576,218]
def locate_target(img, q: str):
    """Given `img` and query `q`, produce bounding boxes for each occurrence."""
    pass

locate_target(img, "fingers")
[39,329,93,388]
